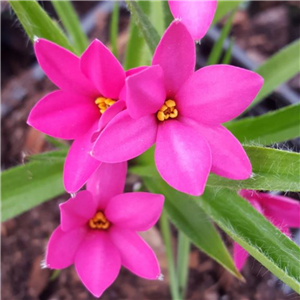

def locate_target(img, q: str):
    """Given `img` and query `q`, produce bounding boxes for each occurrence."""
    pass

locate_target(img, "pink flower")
[92,21,264,196]
[168,0,217,40]
[45,162,164,297]
[234,190,300,271]
[27,38,128,193]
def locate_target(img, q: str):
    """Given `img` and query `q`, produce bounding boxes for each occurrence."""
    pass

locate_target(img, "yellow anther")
[88,211,110,230]
[165,99,176,108]
[157,99,178,122]
[95,97,116,114]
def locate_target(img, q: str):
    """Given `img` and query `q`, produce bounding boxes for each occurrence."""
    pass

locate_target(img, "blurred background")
[1,1,300,299]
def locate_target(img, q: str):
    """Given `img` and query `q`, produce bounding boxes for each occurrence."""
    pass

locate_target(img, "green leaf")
[125,0,160,54]
[132,146,300,192]
[109,1,120,58]
[123,1,151,69]
[149,1,165,36]
[28,149,68,162]
[1,159,65,222]
[52,1,89,55]
[208,146,300,191]
[226,103,300,145]
[142,176,243,280]
[10,0,74,52]
[221,37,234,64]
[212,1,241,26]
[250,39,300,108]
[200,188,300,292]
[207,10,235,65]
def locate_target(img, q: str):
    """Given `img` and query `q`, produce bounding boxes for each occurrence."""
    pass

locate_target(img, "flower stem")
[177,231,191,299]
[109,1,119,59]
[159,211,182,300]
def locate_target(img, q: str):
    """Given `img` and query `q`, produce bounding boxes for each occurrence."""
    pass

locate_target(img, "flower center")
[95,97,116,114]
[157,99,178,122]
[88,211,110,230]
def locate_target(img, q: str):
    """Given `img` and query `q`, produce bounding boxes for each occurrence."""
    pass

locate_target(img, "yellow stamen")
[88,211,110,230]
[156,99,178,122]
[95,97,116,114]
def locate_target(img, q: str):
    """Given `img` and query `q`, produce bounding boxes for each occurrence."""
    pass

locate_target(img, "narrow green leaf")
[250,39,300,108]
[1,160,65,222]
[159,211,181,300]
[142,176,243,280]
[131,146,300,192]
[28,149,68,162]
[221,37,233,64]
[123,1,151,69]
[149,1,165,36]
[125,0,160,54]
[10,0,74,52]
[207,146,300,191]
[207,10,235,65]
[162,0,173,29]
[52,1,89,55]
[226,103,300,145]
[212,1,241,26]
[109,1,120,58]
[200,188,300,292]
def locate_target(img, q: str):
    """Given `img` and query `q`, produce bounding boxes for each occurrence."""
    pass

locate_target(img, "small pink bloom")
[27,38,127,193]
[168,0,217,40]
[234,190,300,271]
[46,162,164,297]
[92,21,264,196]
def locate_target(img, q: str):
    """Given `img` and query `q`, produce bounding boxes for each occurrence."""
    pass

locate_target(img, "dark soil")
[1,1,300,300]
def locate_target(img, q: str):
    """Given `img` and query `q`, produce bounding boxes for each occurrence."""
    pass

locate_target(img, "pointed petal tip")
[33,35,40,43]
[157,273,164,281]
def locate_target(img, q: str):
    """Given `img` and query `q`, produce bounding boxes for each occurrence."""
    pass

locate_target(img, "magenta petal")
[46,226,87,269]
[64,122,101,193]
[27,91,99,140]
[80,39,125,99]
[60,191,96,232]
[109,227,160,279]
[168,1,217,40]
[193,123,252,180]
[87,162,127,210]
[105,192,164,231]
[34,39,98,97]
[233,242,249,271]
[176,65,264,124]
[152,21,195,96]
[155,120,211,196]
[92,110,157,163]
[240,191,300,228]
[126,65,166,119]
[75,231,121,298]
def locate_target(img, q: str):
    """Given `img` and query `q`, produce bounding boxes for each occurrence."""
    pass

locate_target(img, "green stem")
[52,1,89,55]
[160,211,182,300]
[177,231,191,299]
[110,1,119,58]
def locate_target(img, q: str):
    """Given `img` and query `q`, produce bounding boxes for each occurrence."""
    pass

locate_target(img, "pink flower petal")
[155,120,211,196]
[240,191,300,228]
[75,231,121,298]
[126,65,166,119]
[233,242,249,271]
[46,226,87,269]
[92,110,157,163]
[34,38,98,97]
[27,91,99,140]
[109,227,160,279]
[191,122,252,180]
[60,191,97,232]
[168,1,217,40]
[64,122,101,193]
[152,21,195,97]
[98,100,126,133]
[80,39,125,99]
[176,65,264,124]
[105,192,164,231]
[87,162,127,210]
